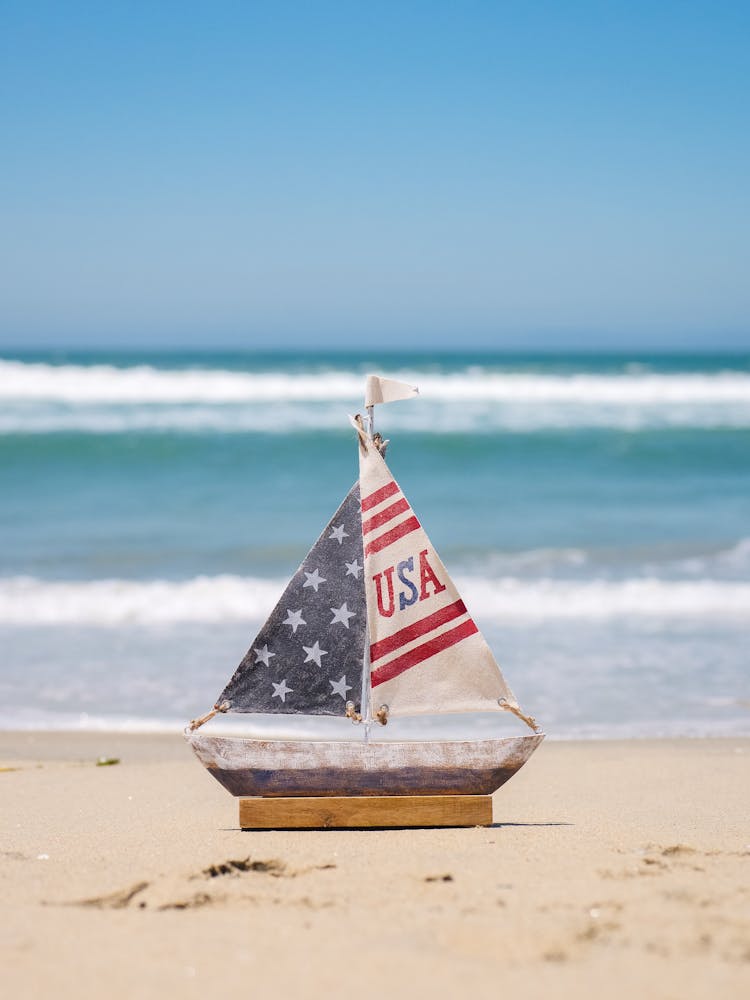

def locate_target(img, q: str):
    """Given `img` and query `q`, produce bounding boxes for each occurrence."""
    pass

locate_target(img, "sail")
[216,484,366,716]
[358,433,519,717]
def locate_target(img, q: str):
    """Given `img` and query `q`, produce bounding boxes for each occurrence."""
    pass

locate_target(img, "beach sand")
[2,733,748,999]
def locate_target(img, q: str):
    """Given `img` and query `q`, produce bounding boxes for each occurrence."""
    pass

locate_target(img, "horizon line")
[2,344,749,357]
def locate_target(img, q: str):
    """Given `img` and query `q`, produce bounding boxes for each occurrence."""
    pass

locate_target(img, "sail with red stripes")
[358,431,519,717]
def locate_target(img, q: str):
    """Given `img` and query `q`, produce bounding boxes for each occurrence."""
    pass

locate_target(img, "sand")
[1,732,748,999]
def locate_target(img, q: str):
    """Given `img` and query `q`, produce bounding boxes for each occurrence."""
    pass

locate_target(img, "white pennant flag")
[365,374,419,408]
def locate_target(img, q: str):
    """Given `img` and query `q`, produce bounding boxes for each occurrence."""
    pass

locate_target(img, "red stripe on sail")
[371,618,479,688]
[361,498,409,536]
[361,481,399,512]
[363,516,420,556]
[370,600,467,662]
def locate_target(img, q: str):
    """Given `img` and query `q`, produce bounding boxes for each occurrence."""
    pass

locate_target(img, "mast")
[359,635,373,741]
[361,404,375,741]
[358,405,375,743]
[357,377,418,738]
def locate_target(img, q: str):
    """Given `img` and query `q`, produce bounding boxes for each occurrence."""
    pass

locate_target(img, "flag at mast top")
[365,374,419,408]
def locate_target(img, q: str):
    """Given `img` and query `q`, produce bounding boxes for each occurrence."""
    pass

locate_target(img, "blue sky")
[1,1,748,349]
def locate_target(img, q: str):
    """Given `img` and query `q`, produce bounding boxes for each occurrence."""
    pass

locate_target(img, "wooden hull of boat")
[186,731,544,797]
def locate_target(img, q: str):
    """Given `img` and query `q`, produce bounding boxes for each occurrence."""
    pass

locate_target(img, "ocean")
[1,350,748,739]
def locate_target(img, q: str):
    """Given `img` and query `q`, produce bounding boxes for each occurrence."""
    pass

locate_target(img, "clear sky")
[1,1,748,350]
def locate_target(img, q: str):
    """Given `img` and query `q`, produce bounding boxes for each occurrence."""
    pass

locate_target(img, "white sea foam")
[2,359,750,432]
[3,358,750,404]
[483,538,750,579]
[1,574,748,625]
[0,707,189,734]
[716,537,750,569]
[459,576,750,621]
[671,537,750,578]
[1,708,747,739]
[0,360,365,403]
[0,575,282,625]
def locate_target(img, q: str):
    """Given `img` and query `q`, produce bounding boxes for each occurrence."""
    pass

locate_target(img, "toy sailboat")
[187,375,543,824]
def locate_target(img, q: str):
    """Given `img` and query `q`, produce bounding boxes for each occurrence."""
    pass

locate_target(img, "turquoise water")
[1,350,748,737]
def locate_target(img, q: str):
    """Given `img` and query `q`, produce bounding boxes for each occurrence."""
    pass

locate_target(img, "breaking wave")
[1,574,748,625]
[2,359,750,431]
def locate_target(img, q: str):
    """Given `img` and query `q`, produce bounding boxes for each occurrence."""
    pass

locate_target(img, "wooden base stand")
[238,794,493,829]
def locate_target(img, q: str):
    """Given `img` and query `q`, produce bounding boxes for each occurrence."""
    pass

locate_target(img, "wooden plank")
[238,794,492,829]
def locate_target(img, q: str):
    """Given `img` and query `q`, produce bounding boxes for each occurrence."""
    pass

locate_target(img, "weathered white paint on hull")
[186,731,544,797]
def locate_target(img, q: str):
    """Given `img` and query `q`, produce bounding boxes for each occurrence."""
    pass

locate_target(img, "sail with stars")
[216,484,367,716]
